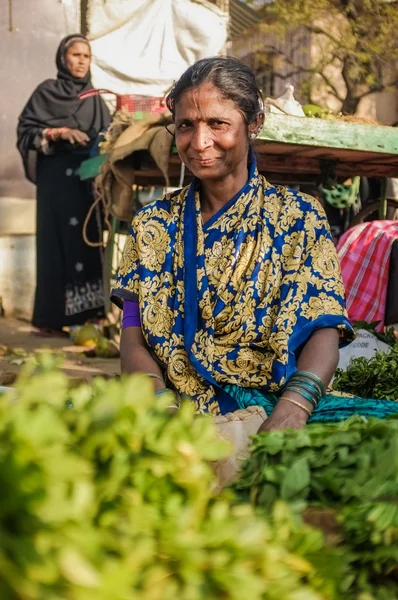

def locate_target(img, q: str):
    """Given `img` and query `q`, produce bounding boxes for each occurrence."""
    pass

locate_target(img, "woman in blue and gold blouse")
[112,57,398,431]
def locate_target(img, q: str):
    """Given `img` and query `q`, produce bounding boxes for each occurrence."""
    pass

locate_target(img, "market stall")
[78,112,398,316]
[80,112,398,185]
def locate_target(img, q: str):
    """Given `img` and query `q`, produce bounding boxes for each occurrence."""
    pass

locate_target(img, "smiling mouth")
[194,158,218,166]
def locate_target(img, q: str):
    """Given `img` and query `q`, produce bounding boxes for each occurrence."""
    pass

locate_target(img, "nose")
[190,123,212,152]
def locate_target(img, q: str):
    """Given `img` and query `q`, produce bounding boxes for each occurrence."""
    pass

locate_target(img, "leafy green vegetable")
[235,416,398,599]
[0,355,346,600]
[352,321,397,347]
[333,344,398,399]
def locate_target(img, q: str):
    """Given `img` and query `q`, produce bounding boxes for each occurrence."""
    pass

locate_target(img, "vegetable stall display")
[333,343,398,400]
[0,357,342,600]
[2,354,398,599]
[235,416,398,599]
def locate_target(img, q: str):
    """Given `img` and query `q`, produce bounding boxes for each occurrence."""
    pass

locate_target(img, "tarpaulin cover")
[88,0,228,96]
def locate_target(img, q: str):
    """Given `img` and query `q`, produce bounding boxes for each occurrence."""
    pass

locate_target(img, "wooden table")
[79,115,398,316]
[79,114,398,186]
[254,114,398,179]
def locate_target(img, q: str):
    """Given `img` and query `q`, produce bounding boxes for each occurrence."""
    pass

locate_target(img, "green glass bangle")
[295,371,326,395]
[154,389,170,397]
[289,374,323,395]
[287,378,322,401]
[283,385,318,408]
[285,378,320,397]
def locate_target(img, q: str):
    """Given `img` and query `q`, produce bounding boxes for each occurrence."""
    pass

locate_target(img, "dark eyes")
[177,120,226,131]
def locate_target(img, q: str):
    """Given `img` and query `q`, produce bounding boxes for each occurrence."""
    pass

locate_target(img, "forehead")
[175,83,242,120]
[66,41,91,54]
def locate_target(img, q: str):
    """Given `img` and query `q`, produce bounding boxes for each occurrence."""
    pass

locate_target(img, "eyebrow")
[175,115,229,124]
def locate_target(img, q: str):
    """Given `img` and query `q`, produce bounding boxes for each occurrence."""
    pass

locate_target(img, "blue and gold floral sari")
[112,158,398,421]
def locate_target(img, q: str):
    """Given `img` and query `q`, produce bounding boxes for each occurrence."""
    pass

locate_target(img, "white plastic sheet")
[88,0,228,96]
[337,329,391,372]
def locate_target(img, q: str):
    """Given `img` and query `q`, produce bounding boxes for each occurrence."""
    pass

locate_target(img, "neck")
[200,166,249,222]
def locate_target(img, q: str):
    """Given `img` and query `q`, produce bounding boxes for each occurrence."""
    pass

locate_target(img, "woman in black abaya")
[17,34,111,335]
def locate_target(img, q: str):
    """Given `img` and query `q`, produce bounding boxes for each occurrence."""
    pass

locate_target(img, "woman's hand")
[257,398,309,433]
[59,128,90,145]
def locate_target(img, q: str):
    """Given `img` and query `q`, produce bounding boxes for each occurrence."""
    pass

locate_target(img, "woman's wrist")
[45,127,69,142]
[279,396,312,418]
[281,390,313,410]
[277,394,312,421]
[146,372,166,392]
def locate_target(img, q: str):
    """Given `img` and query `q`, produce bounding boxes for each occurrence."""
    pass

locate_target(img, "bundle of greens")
[235,416,398,599]
[352,322,397,347]
[0,356,347,600]
[333,344,398,399]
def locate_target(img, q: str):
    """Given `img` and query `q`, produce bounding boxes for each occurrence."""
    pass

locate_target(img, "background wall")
[0,0,80,202]
[0,0,80,318]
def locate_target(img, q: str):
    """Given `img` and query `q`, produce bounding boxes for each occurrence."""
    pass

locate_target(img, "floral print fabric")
[112,160,354,415]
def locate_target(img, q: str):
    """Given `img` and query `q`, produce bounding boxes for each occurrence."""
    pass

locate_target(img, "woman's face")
[174,82,258,182]
[65,41,91,79]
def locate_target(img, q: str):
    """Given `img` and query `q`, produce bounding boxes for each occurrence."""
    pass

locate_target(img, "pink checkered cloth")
[337,221,398,330]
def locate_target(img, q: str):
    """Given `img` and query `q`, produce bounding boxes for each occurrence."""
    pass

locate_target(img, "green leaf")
[281,457,311,500]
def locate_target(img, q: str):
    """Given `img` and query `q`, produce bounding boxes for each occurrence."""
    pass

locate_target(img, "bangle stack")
[281,370,325,412]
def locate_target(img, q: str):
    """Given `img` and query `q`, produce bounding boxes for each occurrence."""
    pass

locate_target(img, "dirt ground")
[0,316,120,387]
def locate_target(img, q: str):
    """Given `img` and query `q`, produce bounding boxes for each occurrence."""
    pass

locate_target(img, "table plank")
[258,114,398,155]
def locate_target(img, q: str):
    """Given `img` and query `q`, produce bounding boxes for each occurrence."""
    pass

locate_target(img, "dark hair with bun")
[166,56,263,125]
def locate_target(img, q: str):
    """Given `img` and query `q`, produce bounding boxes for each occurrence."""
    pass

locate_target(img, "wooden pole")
[215,0,229,12]
[8,0,13,32]
[213,0,230,54]
[80,0,88,35]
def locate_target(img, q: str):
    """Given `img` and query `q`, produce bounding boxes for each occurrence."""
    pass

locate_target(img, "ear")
[248,112,265,140]
[257,111,265,131]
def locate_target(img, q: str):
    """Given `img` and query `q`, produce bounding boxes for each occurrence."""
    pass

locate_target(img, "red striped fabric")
[337,221,398,330]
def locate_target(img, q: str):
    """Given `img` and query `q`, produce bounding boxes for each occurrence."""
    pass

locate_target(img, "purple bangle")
[122,300,141,329]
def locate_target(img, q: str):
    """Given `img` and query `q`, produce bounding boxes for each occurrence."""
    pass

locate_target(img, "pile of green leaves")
[352,322,397,348]
[0,356,347,600]
[333,344,398,399]
[235,416,398,599]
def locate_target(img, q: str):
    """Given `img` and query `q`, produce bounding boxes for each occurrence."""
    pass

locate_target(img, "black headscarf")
[17,34,111,183]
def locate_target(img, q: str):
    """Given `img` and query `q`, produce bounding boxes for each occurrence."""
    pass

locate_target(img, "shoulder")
[23,79,58,106]
[261,177,327,219]
[33,79,58,96]
[131,186,189,229]
[278,185,324,214]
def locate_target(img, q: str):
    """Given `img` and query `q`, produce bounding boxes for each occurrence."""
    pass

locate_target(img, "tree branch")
[303,24,342,49]
[359,78,398,99]
[265,48,345,102]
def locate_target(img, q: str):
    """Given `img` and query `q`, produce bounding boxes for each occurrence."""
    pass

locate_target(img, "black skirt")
[33,152,104,329]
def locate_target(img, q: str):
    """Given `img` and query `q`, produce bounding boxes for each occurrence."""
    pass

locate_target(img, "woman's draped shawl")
[112,162,354,415]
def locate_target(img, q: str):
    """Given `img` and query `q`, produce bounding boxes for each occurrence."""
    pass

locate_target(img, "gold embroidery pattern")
[113,172,354,415]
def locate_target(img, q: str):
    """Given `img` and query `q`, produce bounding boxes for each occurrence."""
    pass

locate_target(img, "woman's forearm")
[258,328,340,432]
[296,327,340,389]
[281,328,340,413]
[120,327,166,391]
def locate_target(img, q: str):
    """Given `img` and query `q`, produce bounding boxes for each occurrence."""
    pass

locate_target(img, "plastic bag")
[264,84,305,117]
[212,406,267,489]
